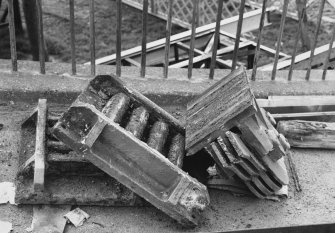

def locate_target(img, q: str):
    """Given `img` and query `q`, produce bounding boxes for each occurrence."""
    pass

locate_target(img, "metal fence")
[3,0,335,81]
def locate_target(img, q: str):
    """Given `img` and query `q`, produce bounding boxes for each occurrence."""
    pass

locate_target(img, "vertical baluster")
[231,0,246,71]
[36,0,45,74]
[188,0,199,79]
[271,0,289,80]
[89,0,95,76]
[163,0,173,78]
[140,0,149,78]
[322,22,335,80]
[288,3,307,81]
[116,0,122,77]
[209,0,223,79]
[251,0,267,81]
[69,0,76,75]
[306,0,326,80]
[150,0,155,13]
[7,0,17,71]
[174,44,179,62]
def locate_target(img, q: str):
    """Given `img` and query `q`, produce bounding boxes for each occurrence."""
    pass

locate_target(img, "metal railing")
[3,0,335,81]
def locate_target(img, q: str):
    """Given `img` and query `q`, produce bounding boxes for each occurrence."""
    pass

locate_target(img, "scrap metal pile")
[15,67,291,227]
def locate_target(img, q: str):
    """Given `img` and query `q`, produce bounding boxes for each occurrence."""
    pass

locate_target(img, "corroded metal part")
[126,106,149,139]
[52,75,208,227]
[167,134,185,168]
[147,121,169,153]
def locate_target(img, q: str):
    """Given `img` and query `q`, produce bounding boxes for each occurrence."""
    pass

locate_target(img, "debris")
[257,95,335,109]
[64,208,89,227]
[52,74,209,227]
[257,95,335,122]
[0,182,15,205]
[0,220,12,233]
[286,152,302,192]
[207,177,251,195]
[26,205,70,233]
[16,100,141,206]
[277,120,335,149]
[186,67,289,199]
[186,67,256,157]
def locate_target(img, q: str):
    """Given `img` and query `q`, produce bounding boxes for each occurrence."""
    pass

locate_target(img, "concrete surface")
[1,101,335,233]
[0,61,335,232]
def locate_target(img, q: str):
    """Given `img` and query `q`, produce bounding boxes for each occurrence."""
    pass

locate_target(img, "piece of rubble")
[277,120,335,149]
[52,74,209,227]
[186,67,288,161]
[257,95,335,122]
[26,205,70,233]
[205,131,288,199]
[186,67,289,198]
[0,182,15,205]
[64,208,90,227]
[186,67,257,157]
[16,100,141,206]
[0,220,12,233]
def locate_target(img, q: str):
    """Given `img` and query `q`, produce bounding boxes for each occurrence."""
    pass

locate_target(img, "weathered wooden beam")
[272,111,335,122]
[277,120,335,149]
[186,67,256,156]
[257,95,335,109]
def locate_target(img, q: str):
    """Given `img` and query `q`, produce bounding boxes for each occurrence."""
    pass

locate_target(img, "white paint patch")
[64,208,90,227]
[0,220,12,233]
[0,182,15,205]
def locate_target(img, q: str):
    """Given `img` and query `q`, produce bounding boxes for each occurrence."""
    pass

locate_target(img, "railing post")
[140,0,149,78]
[116,0,122,77]
[7,0,17,72]
[163,0,174,79]
[251,0,268,81]
[89,0,96,76]
[271,0,289,80]
[231,0,246,71]
[69,0,76,75]
[36,0,46,74]
[288,2,307,81]
[306,0,326,81]
[209,0,223,79]
[188,0,199,79]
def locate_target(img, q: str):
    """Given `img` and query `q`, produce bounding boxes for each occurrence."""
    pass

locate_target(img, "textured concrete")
[0,61,335,232]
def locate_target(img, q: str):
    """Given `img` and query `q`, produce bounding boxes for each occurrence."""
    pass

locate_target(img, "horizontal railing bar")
[92,8,272,65]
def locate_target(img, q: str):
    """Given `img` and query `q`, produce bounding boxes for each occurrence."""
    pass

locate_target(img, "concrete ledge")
[1,60,335,105]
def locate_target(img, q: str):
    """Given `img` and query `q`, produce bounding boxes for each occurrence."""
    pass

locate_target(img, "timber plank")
[277,120,335,149]
[186,67,256,156]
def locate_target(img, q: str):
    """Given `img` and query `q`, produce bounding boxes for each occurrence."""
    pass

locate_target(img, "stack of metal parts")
[186,67,290,199]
